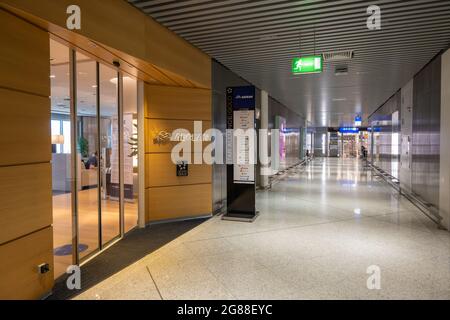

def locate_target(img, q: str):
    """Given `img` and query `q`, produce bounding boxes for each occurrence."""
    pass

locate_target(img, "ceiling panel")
[128,0,450,126]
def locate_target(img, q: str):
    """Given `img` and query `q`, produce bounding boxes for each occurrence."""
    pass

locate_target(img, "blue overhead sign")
[367,127,381,132]
[339,127,360,134]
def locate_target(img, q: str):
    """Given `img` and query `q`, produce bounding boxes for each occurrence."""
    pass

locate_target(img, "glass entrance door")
[75,52,100,260]
[50,38,139,275]
[99,64,121,245]
[50,39,74,278]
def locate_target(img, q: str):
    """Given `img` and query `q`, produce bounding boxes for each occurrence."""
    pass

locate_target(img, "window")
[62,121,71,154]
[51,120,62,153]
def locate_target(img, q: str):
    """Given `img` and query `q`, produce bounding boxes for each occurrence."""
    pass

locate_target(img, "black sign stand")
[222,86,258,222]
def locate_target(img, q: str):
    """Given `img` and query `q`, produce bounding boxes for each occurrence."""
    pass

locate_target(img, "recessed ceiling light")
[50,75,56,78]
[332,98,347,101]
[109,76,132,84]
[92,85,97,88]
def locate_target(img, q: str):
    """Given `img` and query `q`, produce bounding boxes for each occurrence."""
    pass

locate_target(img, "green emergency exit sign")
[292,55,323,74]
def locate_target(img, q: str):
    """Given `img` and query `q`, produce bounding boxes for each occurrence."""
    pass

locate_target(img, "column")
[260,90,269,188]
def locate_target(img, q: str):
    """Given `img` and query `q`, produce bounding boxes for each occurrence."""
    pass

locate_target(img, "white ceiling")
[128,0,450,127]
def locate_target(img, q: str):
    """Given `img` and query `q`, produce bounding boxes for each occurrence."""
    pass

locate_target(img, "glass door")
[51,37,140,273]
[99,64,121,245]
[75,52,100,260]
[50,39,74,278]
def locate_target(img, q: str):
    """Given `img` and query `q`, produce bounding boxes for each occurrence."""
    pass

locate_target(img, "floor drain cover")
[54,244,88,256]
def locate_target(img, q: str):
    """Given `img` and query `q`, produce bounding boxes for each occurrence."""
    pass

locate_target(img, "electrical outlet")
[37,263,50,274]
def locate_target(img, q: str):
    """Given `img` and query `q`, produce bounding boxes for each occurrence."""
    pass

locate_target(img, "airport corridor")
[74,158,450,300]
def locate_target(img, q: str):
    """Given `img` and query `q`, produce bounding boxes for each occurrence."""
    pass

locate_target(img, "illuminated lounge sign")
[339,127,360,133]
[292,55,323,74]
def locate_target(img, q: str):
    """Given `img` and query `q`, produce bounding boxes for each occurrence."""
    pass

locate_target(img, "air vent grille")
[322,50,354,62]
[335,65,349,75]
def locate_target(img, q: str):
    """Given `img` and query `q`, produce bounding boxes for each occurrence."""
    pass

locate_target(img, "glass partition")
[123,76,139,233]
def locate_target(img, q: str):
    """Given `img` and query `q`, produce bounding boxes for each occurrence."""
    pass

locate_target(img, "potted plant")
[78,136,89,158]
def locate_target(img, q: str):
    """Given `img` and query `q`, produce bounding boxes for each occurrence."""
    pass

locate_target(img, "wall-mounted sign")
[339,127,360,134]
[152,130,171,145]
[354,116,362,127]
[292,55,323,74]
[176,161,188,177]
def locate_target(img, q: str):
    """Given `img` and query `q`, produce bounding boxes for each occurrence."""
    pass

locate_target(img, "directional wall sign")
[292,55,323,74]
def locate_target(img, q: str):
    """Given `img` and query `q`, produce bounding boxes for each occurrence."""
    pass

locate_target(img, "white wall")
[400,79,413,192]
[439,48,450,231]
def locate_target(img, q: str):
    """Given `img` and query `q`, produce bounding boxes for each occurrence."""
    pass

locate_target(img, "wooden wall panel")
[145,85,211,120]
[144,82,213,223]
[0,163,52,245]
[146,119,212,153]
[145,18,211,89]
[0,227,54,300]
[1,1,211,89]
[0,9,50,96]
[147,184,212,222]
[146,153,211,188]
[1,0,146,66]
[0,9,53,299]
[0,88,51,166]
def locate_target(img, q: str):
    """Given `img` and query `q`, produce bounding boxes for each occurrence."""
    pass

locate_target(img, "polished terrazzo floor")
[74,158,450,300]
